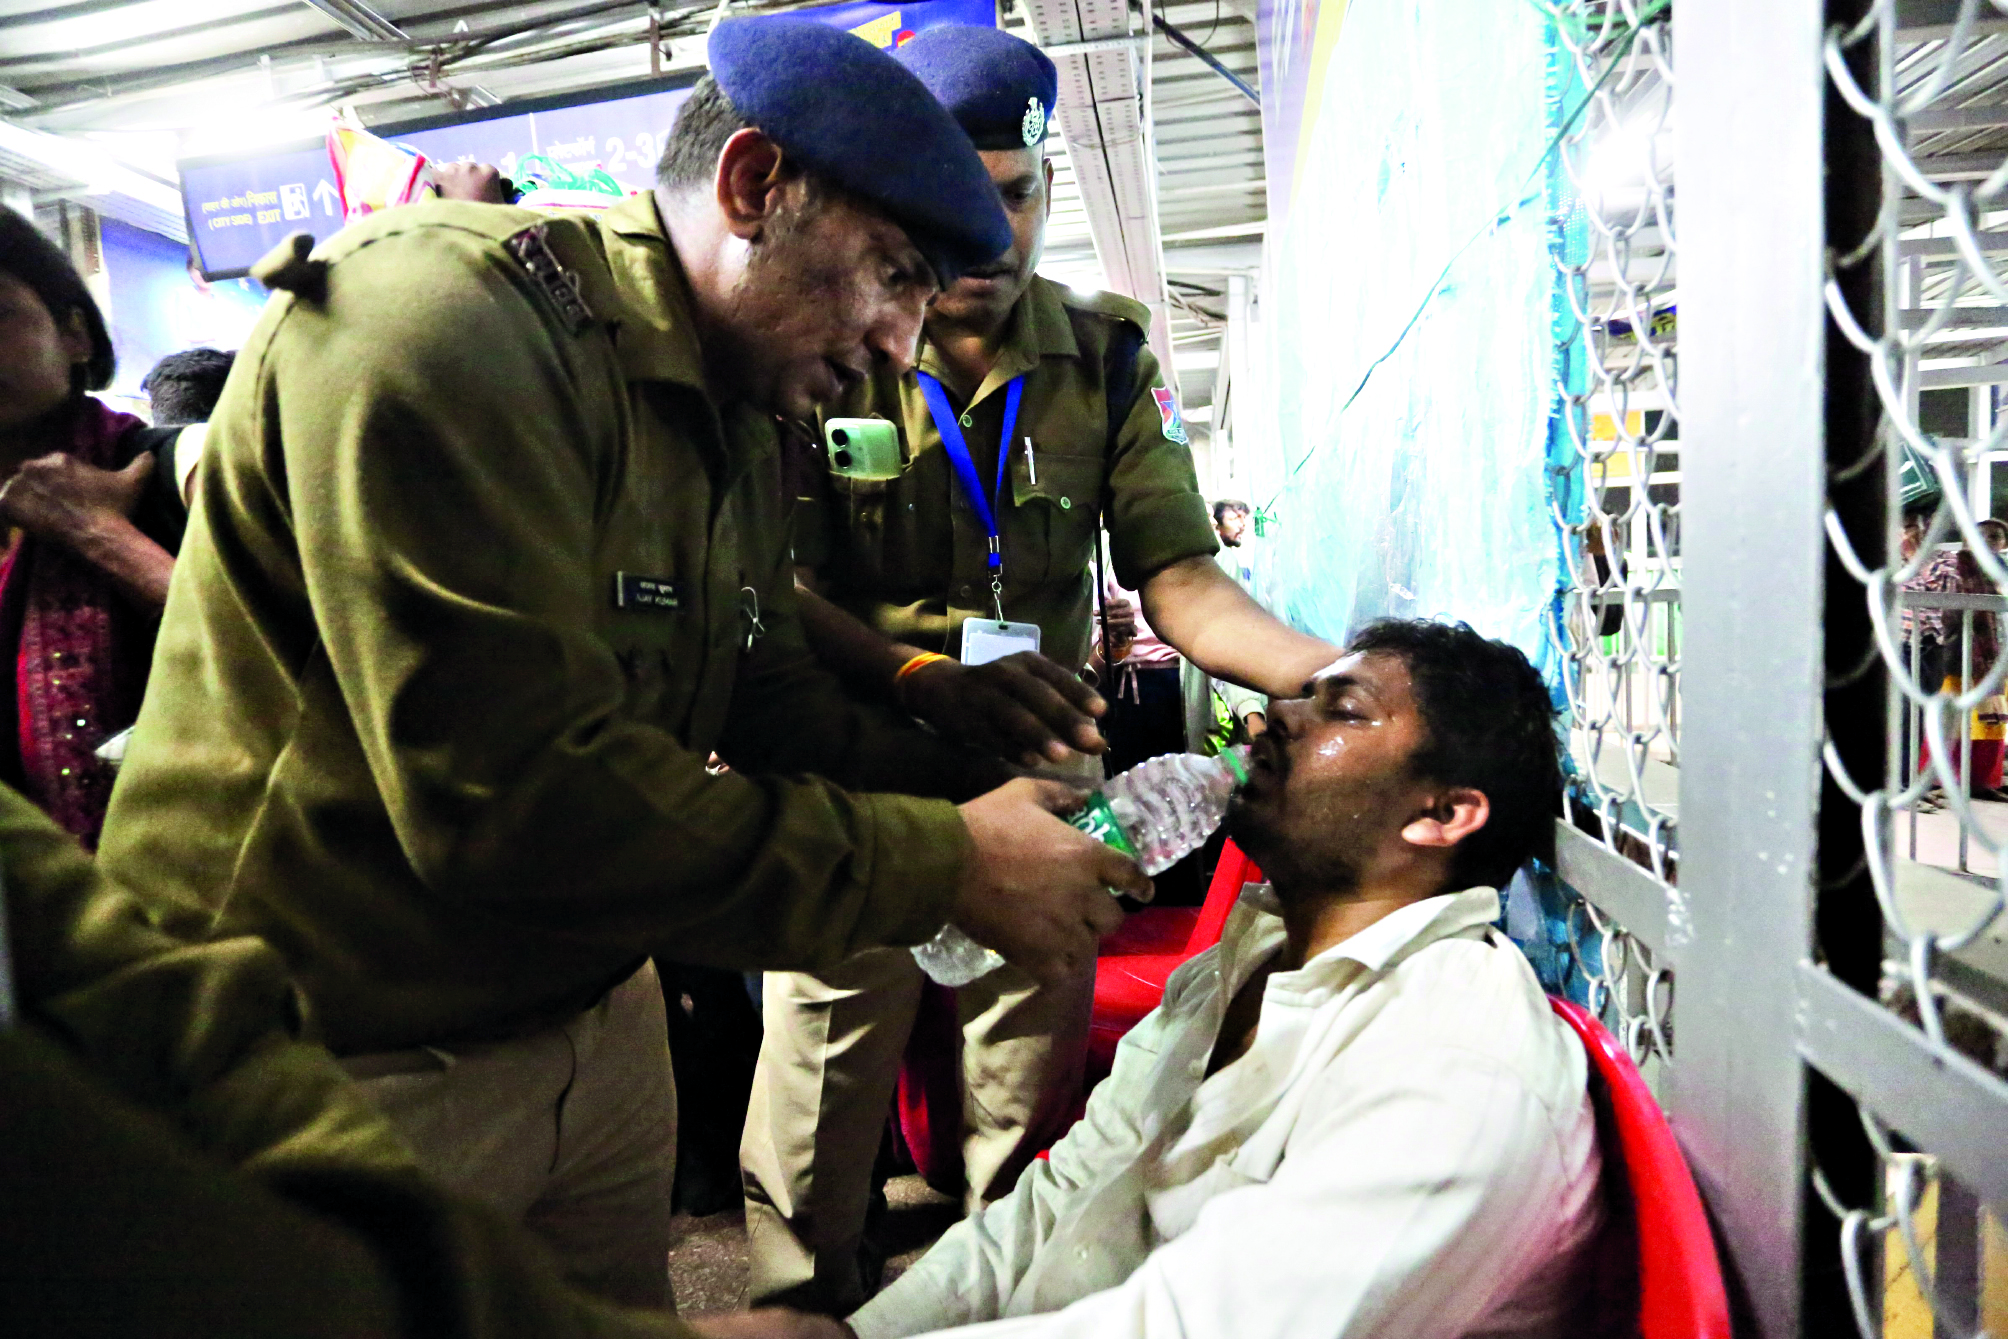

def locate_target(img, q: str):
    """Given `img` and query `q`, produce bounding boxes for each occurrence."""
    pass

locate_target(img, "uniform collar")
[914,274,1080,405]
[599,193,710,391]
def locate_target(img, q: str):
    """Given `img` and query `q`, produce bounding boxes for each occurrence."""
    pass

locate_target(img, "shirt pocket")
[1008,453,1102,590]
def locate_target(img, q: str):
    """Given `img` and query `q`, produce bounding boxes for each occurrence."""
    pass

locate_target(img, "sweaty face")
[0,273,87,432]
[1227,651,1432,895]
[928,146,1050,329]
[715,183,938,421]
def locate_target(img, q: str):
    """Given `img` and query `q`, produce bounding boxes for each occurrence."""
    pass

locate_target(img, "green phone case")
[824,418,903,481]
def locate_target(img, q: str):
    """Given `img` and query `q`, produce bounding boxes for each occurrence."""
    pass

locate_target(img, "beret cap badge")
[1022,96,1047,147]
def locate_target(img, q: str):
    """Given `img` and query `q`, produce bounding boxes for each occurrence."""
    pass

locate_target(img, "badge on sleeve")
[1152,387,1190,444]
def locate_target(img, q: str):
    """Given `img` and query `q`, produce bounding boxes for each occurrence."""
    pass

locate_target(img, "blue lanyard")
[916,372,1024,620]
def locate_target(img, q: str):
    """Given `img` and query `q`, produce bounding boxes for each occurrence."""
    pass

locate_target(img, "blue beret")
[707,17,1010,282]
[892,25,1057,152]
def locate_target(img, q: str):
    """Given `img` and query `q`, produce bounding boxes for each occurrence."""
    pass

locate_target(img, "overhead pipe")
[1148,9,1259,108]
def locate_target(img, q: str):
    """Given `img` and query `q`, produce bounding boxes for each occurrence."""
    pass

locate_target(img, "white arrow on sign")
[313,180,340,216]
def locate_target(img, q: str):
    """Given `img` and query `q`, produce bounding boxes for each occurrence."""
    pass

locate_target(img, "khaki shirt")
[795,276,1218,672]
[99,196,967,1055]
[0,780,695,1339]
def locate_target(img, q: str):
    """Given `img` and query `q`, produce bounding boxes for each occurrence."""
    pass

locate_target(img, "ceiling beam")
[302,0,407,42]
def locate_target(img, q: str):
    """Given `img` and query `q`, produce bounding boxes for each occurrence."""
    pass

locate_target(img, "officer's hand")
[952,778,1150,987]
[1104,595,1138,662]
[904,652,1107,767]
[431,161,510,203]
[0,451,153,548]
[685,1309,851,1339]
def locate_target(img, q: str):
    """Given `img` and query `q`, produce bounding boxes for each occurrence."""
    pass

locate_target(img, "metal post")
[1961,610,1973,870]
[1931,1178,1980,1339]
[1676,1,1828,1333]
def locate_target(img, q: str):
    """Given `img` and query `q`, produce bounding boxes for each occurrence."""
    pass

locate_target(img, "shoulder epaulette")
[1055,284,1151,331]
[504,221,594,335]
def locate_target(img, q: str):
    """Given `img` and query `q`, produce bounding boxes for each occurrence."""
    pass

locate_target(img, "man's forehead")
[979,145,1045,187]
[1311,650,1414,703]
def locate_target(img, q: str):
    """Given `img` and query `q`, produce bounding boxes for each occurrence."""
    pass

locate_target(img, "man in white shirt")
[837,617,1604,1339]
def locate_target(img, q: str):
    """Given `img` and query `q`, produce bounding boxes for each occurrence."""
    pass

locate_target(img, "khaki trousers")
[741,946,1095,1313]
[342,962,677,1309]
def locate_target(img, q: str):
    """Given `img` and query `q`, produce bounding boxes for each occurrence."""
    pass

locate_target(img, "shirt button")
[1060,497,1072,510]
[959,584,973,598]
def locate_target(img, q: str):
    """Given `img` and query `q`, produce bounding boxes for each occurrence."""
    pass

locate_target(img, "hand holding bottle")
[948,778,1147,987]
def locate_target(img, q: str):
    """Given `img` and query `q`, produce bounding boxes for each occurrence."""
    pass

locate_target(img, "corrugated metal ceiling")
[0,0,1264,409]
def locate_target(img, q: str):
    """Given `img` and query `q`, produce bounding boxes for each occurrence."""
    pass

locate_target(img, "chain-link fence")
[1818,3,2008,1334]
[1538,0,1681,1079]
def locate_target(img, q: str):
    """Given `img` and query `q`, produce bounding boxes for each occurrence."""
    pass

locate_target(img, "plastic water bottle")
[911,746,1253,986]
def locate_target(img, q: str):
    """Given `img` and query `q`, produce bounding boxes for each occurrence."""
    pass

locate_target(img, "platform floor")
[668,1174,963,1318]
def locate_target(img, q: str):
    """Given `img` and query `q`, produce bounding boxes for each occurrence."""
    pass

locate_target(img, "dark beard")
[1225,793,1362,904]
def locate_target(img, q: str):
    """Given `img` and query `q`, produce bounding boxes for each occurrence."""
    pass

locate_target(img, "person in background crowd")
[1898,506,1946,809]
[0,210,189,846]
[141,346,235,426]
[141,346,235,508]
[836,621,1603,1339]
[1205,498,1268,742]
[1091,573,1213,906]
[1918,516,2008,801]
[747,26,1341,1319]
[1212,497,1250,551]
[97,20,1143,1309]
[1090,571,1184,778]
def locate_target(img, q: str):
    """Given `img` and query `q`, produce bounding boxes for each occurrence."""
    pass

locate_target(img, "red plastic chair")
[893,841,1263,1190]
[1086,839,1261,1085]
[1549,996,1731,1339]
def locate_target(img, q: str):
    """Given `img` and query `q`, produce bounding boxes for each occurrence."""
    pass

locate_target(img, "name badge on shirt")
[961,618,1042,665]
[613,572,680,612]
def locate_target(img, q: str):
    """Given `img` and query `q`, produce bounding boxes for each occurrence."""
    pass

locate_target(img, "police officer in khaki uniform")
[741,26,1342,1316]
[98,18,1146,1310]
[0,774,850,1339]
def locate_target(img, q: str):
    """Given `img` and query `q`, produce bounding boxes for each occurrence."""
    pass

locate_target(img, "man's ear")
[1400,787,1489,851]
[713,128,790,240]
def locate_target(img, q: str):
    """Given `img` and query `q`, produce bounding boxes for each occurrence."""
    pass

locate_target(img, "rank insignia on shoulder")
[1152,386,1190,445]
[613,572,680,611]
[505,223,594,335]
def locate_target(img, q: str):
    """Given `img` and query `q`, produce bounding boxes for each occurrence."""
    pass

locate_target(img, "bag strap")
[1095,320,1147,673]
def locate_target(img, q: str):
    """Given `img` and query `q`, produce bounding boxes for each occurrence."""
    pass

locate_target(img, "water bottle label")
[1069,792,1138,858]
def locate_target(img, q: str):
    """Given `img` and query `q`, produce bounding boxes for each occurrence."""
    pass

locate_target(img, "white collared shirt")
[849,884,1603,1339]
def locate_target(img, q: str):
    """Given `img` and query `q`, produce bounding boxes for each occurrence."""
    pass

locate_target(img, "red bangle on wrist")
[894,651,954,708]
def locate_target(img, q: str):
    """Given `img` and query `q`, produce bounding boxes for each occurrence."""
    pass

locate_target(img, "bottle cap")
[1220,744,1252,786]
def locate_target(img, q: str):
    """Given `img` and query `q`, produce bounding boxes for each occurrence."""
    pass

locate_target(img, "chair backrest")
[1183,839,1261,955]
[1548,997,1732,1339]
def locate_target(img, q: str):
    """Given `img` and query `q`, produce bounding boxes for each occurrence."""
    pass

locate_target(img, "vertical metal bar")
[1676,2,1827,1333]
[1821,0,1895,1330]
[1934,1176,1981,1339]
[1962,609,1974,870]
[1912,626,1922,859]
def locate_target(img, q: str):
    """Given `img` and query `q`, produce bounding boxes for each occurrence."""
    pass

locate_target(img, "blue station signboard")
[179,0,998,278]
